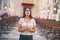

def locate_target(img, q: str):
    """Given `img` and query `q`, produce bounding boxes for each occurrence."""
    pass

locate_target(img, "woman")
[18,8,36,40]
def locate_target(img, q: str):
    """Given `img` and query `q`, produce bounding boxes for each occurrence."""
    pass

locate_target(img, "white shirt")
[18,18,36,35]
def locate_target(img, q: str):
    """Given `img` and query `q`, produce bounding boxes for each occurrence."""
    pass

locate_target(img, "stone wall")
[9,0,59,20]
[9,0,23,17]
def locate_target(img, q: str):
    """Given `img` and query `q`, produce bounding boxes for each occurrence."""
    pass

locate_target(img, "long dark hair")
[23,8,32,18]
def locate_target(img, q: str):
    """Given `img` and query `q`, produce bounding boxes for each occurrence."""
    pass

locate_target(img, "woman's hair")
[23,8,32,18]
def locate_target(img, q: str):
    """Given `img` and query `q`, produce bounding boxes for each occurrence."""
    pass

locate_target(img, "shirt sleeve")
[33,19,36,26]
[18,18,22,24]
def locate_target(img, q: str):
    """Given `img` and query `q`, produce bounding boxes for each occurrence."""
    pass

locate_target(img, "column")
[49,0,54,19]
[50,0,54,14]
[0,0,2,14]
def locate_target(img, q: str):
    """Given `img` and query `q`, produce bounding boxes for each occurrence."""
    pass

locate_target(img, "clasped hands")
[23,25,33,32]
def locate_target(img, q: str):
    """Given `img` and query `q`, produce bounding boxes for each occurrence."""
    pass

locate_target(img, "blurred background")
[0,0,60,40]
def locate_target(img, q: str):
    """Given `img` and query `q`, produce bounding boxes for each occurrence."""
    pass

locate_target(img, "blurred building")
[0,0,60,21]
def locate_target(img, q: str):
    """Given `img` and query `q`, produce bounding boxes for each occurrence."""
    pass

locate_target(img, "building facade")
[0,0,60,21]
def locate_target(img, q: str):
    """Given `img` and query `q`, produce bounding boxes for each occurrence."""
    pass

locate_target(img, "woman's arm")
[18,24,25,32]
[29,19,36,33]
[29,25,36,33]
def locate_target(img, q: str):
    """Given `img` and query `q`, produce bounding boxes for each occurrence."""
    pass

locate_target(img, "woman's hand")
[29,27,36,33]
[24,25,30,31]
[18,24,25,32]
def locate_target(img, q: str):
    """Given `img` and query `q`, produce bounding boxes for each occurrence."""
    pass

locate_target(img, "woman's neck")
[25,16,30,19]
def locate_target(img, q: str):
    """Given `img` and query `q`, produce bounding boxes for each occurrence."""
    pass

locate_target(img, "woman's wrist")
[29,29,35,33]
[19,29,25,32]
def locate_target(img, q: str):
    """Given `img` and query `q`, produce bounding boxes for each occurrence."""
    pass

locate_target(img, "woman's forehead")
[26,8,30,11]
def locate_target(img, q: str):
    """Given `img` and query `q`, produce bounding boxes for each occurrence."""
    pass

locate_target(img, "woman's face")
[25,9,30,16]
